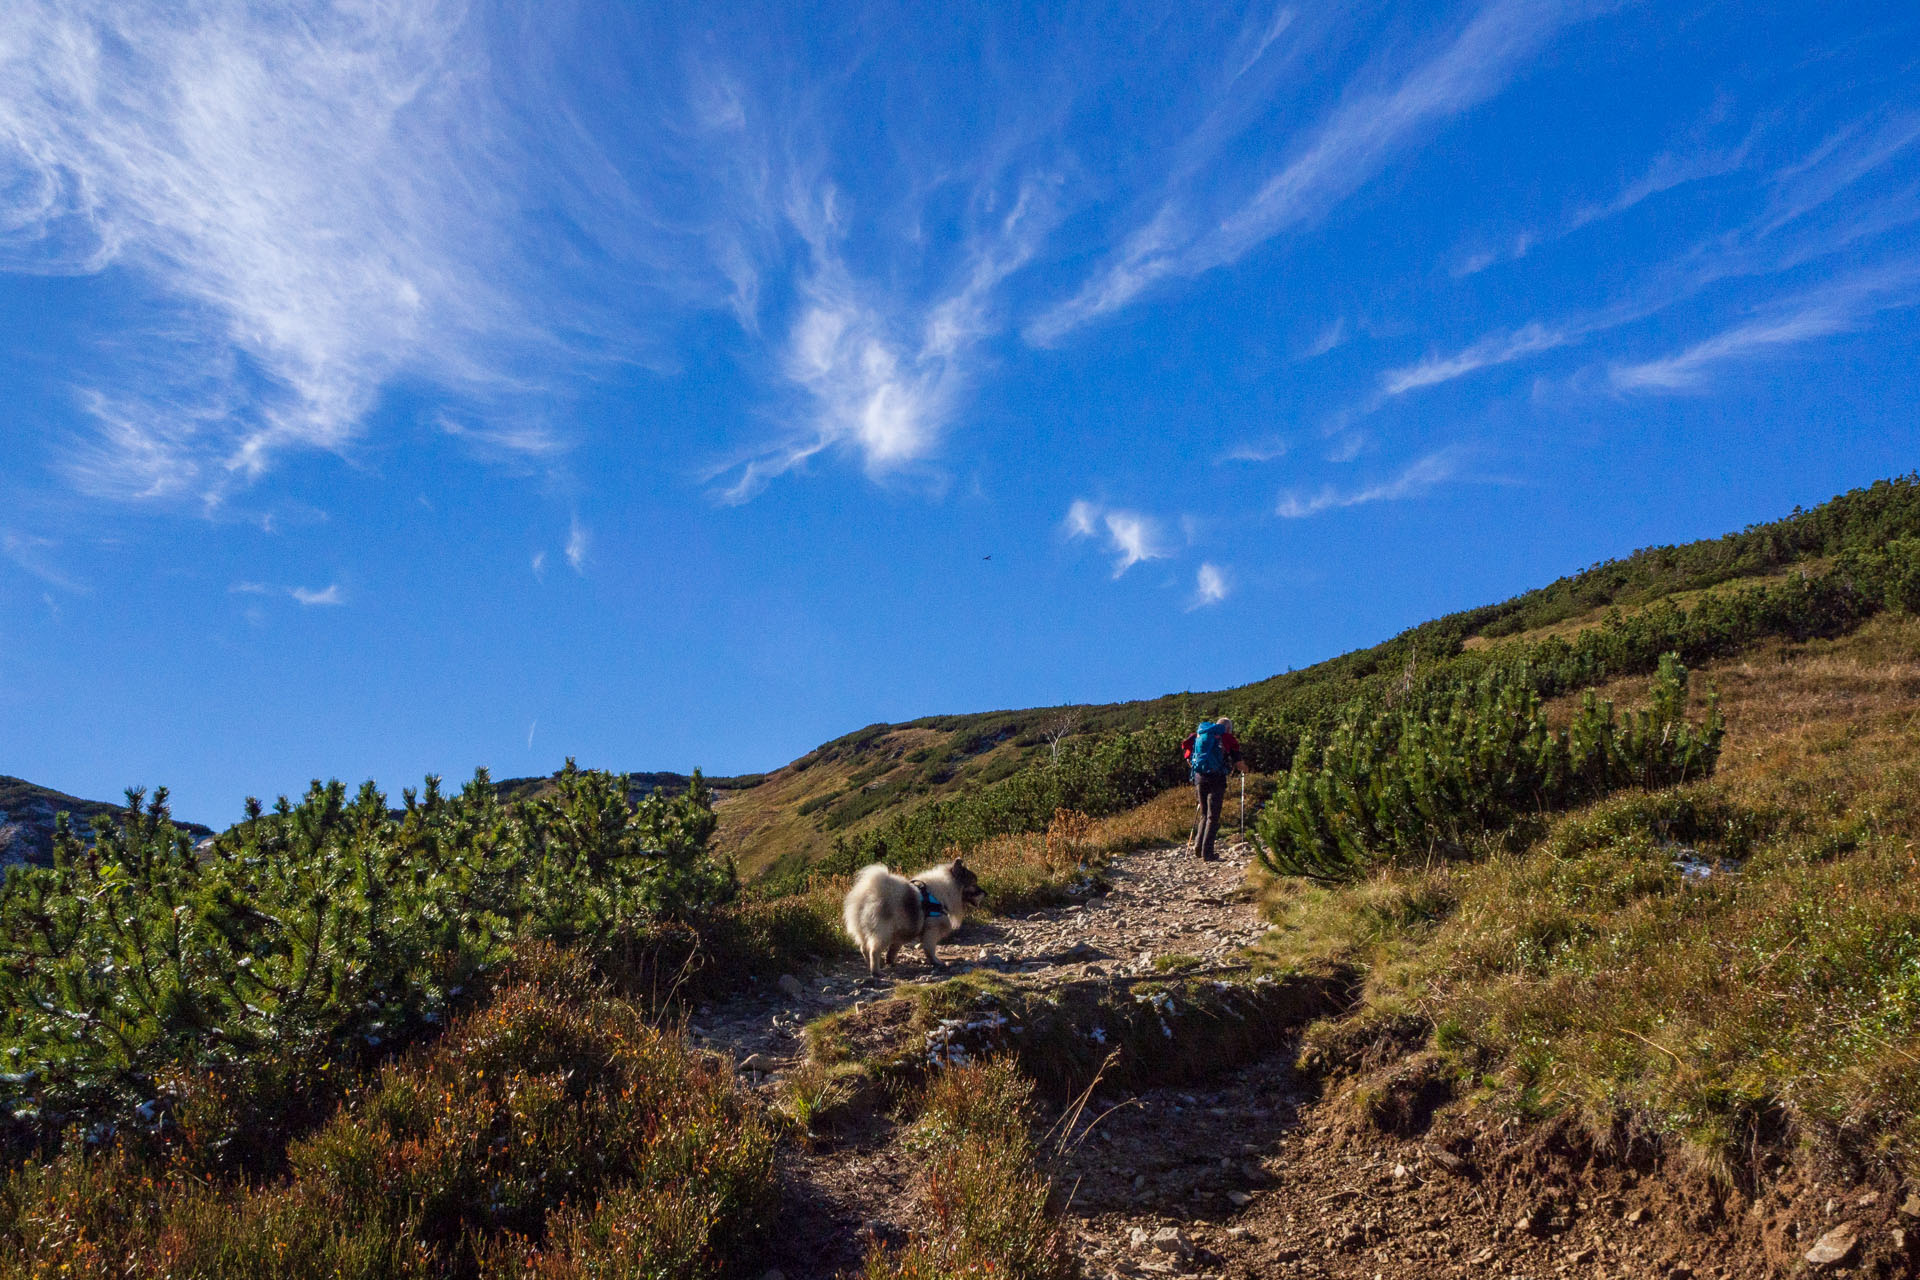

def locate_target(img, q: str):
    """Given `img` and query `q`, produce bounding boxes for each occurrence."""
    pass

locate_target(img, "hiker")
[1183,717,1246,861]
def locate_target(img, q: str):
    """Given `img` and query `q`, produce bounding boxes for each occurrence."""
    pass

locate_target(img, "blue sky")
[2,0,1917,824]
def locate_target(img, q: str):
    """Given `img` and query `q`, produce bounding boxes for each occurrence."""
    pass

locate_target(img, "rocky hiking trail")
[689,842,1887,1279]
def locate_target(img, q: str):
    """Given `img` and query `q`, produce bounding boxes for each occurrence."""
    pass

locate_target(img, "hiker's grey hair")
[1216,717,1234,731]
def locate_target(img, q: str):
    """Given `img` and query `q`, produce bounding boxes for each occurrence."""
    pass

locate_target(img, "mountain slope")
[710,474,1920,879]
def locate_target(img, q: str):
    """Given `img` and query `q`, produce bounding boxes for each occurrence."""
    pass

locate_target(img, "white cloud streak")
[1609,260,1920,392]
[1221,438,1289,463]
[1190,562,1230,608]
[1,531,87,593]
[717,175,1060,501]
[1385,111,1920,402]
[565,517,589,574]
[1608,308,1848,391]
[1276,450,1459,518]
[1064,499,1174,577]
[1031,0,1596,343]
[1453,114,1756,276]
[0,0,551,504]
[1380,321,1570,395]
[289,584,343,606]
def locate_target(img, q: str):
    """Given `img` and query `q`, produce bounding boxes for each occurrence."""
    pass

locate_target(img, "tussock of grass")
[0,946,775,1278]
[1261,616,1920,1181]
[859,1061,1074,1280]
[810,963,1350,1101]
[772,1059,862,1138]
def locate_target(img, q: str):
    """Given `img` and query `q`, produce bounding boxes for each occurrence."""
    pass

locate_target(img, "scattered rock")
[1624,1206,1650,1225]
[777,974,805,999]
[738,1053,771,1074]
[760,1272,786,1280]
[1901,1193,1920,1219]
[1806,1222,1859,1267]
[1226,1190,1251,1207]
[1148,1226,1192,1258]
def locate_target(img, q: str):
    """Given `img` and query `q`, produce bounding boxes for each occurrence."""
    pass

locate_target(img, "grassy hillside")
[713,474,1920,881]
[1263,610,1920,1180]
[3,474,1917,1276]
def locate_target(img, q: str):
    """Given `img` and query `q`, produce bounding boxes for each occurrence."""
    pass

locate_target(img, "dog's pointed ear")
[950,856,966,870]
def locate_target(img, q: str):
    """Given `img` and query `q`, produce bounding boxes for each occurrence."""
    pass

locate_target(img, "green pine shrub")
[1255,653,1724,881]
[0,761,773,1152]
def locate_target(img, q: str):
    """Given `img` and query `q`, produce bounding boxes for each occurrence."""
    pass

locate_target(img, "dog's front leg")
[921,934,943,968]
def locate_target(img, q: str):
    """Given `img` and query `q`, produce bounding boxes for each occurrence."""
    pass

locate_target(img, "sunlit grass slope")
[1263,614,1920,1179]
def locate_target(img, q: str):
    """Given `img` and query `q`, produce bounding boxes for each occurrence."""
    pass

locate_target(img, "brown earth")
[695,835,1913,1280]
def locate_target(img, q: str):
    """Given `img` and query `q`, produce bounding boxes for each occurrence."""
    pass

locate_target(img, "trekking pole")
[1239,772,1246,836]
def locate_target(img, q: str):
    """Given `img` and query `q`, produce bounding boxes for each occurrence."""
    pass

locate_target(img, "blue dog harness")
[912,880,946,922]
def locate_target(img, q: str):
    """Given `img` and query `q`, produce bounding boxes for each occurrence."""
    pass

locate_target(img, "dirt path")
[694,843,1837,1279]
[688,840,1275,1280]
[684,839,1271,1081]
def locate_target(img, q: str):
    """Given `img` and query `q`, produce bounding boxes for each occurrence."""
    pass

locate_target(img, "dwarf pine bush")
[1256,653,1724,882]
[0,761,737,1150]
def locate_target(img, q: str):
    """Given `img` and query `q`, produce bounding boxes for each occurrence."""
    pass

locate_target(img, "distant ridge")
[0,776,215,867]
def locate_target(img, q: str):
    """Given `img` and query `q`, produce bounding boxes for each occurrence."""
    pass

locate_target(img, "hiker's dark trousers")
[1191,771,1228,859]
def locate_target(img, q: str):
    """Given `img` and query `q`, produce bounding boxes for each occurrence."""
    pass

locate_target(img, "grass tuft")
[859,1061,1074,1280]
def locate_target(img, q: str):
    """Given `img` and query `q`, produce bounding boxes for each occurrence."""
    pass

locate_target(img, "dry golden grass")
[1261,615,1920,1180]
[0,947,776,1279]
[858,1060,1074,1280]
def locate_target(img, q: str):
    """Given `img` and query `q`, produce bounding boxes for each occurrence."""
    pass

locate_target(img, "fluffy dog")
[842,858,985,974]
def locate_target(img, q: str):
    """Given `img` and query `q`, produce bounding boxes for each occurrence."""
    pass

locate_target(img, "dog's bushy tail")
[843,862,894,943]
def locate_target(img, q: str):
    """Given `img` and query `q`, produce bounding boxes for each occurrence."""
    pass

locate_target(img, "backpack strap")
[910,880,947,921]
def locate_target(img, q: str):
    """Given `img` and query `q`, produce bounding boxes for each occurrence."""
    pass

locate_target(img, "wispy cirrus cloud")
[1276,450,1460,518]
[1608,308,1852,392]
[1380,321,1570,395]
[1,531,87,593]
[1754,112,1920,241]
[1221,437,1290,464]
[1453,107,1758,277]
[1189,562,1231,609]
[1030,0,1600,343]
[0,0,557,504]
[232,579,343,606]
[565,517,590,574]
[1609,265,1920,392]
[1384,107,1920,403]
[714,173,1060,502]
[1064,499,1174,577]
